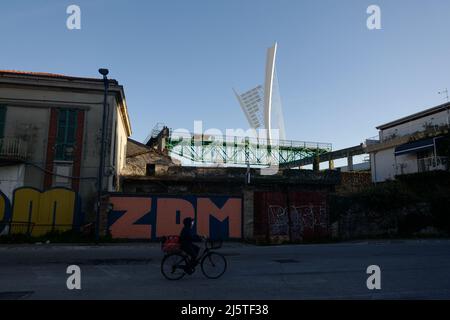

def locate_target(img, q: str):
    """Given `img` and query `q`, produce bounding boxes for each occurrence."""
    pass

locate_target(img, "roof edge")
[377,102,450,130]
[0,70,118,84]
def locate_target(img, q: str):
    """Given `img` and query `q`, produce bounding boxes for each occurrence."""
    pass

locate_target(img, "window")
[146,164,156,176]
[55,109,78,161]
[0,105,6,138]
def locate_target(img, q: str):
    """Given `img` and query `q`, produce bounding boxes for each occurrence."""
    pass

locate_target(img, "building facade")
[366,102,450,182]
[0,70,131,218]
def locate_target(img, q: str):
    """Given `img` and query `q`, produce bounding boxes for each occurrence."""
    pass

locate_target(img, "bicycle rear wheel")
[201,252,227,279]
[161,253,188,280]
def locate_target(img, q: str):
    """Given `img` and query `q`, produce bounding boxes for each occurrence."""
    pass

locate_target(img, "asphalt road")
[0,239,449,300]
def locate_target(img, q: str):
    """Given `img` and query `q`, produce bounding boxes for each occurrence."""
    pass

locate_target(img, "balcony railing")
[0,137,28,161]
[381,123,450,143]
[396,156,448,175]
[365,135,380,146]
[418,156,448,173]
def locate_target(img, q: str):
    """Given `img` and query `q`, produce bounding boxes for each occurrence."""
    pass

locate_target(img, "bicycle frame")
[186,240,213,266]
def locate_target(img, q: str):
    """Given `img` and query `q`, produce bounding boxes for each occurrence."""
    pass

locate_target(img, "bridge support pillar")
[328,159,335,170]
[313,155,320,171]
[347,154,354,171]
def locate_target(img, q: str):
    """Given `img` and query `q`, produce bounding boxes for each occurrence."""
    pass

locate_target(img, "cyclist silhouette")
[179,217,202,272]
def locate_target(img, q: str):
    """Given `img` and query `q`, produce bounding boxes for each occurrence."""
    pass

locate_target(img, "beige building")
[0,70,131,216]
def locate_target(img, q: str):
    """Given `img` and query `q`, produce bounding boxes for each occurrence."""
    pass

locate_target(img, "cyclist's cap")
[183,217,194,226]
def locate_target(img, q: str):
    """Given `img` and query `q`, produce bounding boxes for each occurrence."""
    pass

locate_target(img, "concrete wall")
[242,189,254,240]
[105,188,333,244]
[113,105,127,178]
[115,168,339,242]
[395,153,420,175]
[0,187,82,236]
[253,191,330,243]
[104,96,128,192]
[0,164,25,200]
[371,147,396,182]
[2,105,50,189]
[107,194,243,240]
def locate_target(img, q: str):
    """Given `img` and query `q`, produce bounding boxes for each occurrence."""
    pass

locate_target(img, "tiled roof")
[0,70,113,83]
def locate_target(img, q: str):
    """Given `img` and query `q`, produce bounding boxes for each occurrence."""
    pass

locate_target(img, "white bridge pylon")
[234,42,286,144]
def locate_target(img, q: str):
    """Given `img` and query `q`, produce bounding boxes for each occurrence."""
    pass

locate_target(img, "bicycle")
[160,237,227,280]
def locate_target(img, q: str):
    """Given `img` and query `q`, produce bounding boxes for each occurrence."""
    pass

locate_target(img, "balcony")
[364,135,380,146]
[418,156,448,173]
[396,156,448,176]
[0,137,28,162]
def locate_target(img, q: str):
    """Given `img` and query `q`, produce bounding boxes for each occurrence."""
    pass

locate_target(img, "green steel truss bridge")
[148,125,332,167]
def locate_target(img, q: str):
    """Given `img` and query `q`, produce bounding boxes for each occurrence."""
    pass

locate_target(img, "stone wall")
[335,171,372,195]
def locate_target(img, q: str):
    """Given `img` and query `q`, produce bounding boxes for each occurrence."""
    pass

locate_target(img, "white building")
[367,102,450,182]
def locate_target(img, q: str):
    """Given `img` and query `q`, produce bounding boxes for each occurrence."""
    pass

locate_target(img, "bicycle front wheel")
[161,253,188,280]
[201,252,227,279]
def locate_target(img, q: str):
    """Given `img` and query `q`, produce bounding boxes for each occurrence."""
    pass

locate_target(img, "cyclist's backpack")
[162,235,181,253]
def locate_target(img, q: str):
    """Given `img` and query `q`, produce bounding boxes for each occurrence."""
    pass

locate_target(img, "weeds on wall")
[330,171,450,239]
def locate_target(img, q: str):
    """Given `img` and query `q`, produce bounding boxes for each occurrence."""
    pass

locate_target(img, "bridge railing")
[168,130,332,150]
[166,130,332,166]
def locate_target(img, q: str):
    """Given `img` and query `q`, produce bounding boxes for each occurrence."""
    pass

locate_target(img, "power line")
[25,161,97,180]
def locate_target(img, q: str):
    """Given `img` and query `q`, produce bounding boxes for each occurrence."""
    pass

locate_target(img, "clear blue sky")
[1,0,450,152]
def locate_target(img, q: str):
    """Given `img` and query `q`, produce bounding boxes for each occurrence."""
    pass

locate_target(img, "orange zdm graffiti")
[107,195,242,240]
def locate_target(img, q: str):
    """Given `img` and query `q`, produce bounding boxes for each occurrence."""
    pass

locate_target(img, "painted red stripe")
[44,108,58,189]
[72,110,85,191]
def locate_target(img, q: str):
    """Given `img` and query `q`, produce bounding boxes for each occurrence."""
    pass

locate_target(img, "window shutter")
[0,105,6,138]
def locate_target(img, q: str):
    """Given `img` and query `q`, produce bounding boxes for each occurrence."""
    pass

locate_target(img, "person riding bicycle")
[179,217,202,272]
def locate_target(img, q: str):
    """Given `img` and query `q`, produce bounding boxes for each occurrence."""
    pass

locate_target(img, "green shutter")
[0,105,6,138]
[55,109,78,161]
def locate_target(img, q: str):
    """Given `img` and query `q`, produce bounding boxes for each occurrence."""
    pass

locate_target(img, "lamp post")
[96,68,109,242]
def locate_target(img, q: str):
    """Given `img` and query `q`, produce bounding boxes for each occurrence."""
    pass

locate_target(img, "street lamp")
[96,68,109,242]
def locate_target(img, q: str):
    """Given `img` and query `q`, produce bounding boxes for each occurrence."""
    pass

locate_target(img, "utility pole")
[96,68,109,242]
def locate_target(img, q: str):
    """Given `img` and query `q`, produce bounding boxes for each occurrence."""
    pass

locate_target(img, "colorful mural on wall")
[107,195,242,240]
[0,187,81,236]
[254,191,329,242]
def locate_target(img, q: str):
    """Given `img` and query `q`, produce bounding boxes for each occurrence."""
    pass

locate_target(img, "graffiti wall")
[254,191,329,242]
[108,195,242,240]
[0,187,82,236]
